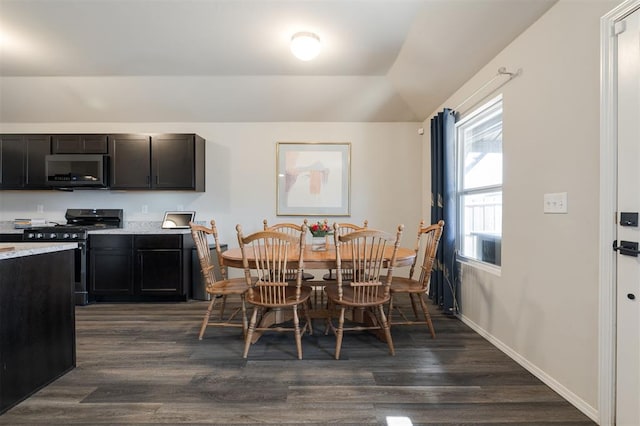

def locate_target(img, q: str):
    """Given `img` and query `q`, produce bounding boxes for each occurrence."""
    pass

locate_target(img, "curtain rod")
[454,67,522,112]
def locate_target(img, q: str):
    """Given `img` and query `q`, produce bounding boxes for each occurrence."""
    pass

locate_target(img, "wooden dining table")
[221,241,416,343]
[220,243,416,270]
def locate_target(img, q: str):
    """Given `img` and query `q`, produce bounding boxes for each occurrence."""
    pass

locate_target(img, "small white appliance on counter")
[161,211,195,229]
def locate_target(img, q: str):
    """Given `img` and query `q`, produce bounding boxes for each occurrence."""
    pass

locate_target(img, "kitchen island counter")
[0,243,76,414]
[0,242,78,260]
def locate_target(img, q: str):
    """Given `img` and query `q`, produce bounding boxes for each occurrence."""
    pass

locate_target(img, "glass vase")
[311,235,327,251]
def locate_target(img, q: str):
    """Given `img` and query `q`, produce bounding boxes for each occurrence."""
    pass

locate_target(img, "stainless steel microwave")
[45,154,109,188]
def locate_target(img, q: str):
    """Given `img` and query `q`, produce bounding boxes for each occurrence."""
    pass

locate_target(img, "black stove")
[23,209,123,241]
[23,209,123,306]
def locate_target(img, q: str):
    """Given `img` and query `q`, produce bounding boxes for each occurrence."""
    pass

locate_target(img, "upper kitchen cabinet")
[108,134,152,189]
[109,133,205,192]
[0,134,51,189]
[51,134,108,154]
[152,134,205,191]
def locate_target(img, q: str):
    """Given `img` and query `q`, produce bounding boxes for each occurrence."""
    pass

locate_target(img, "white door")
[615,6,640,425]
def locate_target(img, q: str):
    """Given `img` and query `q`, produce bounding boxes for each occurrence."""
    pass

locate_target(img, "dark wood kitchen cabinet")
[0,248,75,414]
[109,133,205,191]
[89,235,134,299]
[107,134,151,189]
[135,235,186,296]
[51,134,108,154]
[0,134,51,189]
[88,233,193,302]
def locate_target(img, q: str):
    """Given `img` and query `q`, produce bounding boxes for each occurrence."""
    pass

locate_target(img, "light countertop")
[0,221,193,235]
[0,242,79,260]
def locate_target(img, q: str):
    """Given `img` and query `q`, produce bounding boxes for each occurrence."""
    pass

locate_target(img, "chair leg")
[409,293,420,319]
[387,295,395,324]
[219,295,228,319]
[241,295,248,338]
[243,307,259,358]
[335,306,345,360]
[304,299,313,336]
[324,299,335,335]
[418,293,436,339]
[293,305,303,360]
[377,304,395,356]
[198,296,217,340]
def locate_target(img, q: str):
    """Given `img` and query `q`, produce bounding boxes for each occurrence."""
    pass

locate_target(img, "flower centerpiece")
[309,221,331,237]
[309,221,331,251]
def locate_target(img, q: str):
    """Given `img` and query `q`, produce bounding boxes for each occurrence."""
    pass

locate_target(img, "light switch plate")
[544,192,568,214]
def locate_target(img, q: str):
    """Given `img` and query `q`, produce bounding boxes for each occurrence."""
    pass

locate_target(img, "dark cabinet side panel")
[0,250,75,414]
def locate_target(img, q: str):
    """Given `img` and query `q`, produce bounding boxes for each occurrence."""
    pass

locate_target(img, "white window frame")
[455,95,503,272]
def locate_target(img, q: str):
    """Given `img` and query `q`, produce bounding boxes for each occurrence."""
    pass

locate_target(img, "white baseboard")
[458,313,600,424]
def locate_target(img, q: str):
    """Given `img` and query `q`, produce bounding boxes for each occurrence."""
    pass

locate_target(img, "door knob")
[628,294,636,301]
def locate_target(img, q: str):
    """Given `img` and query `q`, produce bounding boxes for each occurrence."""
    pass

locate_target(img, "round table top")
[221,245,416,270]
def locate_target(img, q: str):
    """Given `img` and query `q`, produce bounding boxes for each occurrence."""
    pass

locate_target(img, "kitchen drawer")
[134,234,182,249]
[89,234,133,249]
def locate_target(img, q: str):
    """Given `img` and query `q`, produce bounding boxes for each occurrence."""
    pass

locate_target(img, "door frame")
[600,1,640,425]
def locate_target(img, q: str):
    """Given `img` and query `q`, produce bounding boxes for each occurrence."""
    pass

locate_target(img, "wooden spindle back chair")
[388,220,444,338]
[324,223,404,360]
[236,224,313,359]
[190,220,248,339]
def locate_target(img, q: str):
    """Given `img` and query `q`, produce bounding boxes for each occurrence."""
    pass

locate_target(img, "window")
[456,96,502,267]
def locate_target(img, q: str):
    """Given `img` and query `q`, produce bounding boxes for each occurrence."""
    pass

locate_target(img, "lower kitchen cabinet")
[89,235,133,297]
[135,235,187,296]
[89,233,193,302]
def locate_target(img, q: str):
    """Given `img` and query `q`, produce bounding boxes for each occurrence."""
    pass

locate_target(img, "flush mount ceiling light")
[290,31,321,61]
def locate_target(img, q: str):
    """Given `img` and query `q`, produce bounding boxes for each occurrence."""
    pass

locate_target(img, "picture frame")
[276,142,351,216]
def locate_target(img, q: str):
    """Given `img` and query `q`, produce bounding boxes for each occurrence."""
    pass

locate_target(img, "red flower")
[310,221,330,236]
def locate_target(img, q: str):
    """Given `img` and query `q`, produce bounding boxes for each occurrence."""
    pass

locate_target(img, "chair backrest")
[333,224,404,303]
[407,220,445,291]
[331,220,369,278]
[334,220,368,235]
[263,218,308,236]
[190,220,226,292]
[263,219,309,279]
[237,224,307,304]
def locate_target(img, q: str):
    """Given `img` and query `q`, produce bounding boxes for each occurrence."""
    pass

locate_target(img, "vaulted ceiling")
[0,0,557,123]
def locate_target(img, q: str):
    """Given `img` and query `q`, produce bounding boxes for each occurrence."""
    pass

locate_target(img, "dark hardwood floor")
[0,297,595,425]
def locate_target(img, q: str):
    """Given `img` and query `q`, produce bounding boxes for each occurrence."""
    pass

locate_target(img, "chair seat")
[280,272,315,282]
[324,271,366,281]
[322,271,335,280]
[207,277,254,295]
[389,277,426,294]
[246,285,313,308]
[324,285,390,307]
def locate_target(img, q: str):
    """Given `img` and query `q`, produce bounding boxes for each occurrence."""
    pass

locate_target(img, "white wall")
[423,0,620,421]
[0,122,422,276]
